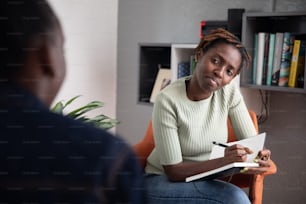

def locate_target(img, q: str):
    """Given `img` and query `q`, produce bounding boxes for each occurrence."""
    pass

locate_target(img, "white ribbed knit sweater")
[145,76,257,175]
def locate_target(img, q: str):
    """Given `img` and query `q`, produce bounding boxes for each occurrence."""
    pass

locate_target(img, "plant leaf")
[63,95,82,109]
[90,114,109,122]
[98,121,119,130]
[51,101,64,114]
[67,101,104,119]
[51,95,118,130]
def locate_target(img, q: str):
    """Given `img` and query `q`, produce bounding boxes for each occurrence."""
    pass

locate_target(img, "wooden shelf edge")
[240,84,306,94]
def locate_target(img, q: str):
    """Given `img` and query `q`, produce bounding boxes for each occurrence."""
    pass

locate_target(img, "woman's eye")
[227,69,234,76]
[212,57,220,64]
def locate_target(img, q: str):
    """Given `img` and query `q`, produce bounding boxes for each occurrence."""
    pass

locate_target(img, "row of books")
[253,32,306,88]
[177,56,197,79]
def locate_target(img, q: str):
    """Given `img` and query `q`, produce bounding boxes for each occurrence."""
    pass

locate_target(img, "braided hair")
[195,28,251,74]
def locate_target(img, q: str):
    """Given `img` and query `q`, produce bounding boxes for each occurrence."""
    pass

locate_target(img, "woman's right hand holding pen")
[224,144,253,163]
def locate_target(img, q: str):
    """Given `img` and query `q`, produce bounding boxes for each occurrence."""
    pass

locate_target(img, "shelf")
[138,12,306,107]
[171,44,197,82]
[240,84,306,94]
[138,43,196,104]
[241,11,306,93]
[138,43,171,103]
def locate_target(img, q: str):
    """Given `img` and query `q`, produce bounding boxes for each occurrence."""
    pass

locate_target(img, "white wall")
[48,0,118,132]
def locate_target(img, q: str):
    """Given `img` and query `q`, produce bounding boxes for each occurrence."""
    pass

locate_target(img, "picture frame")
[150,68,171,103]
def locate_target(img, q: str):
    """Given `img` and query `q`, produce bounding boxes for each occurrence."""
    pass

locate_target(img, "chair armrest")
[249,159,277,204]
[220,159,277,204]
[261,159,277,176]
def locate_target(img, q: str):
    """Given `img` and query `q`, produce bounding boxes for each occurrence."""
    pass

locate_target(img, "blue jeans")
[145,174,251,204]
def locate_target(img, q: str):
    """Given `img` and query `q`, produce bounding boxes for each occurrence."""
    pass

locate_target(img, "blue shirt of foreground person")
[0,0,145,203]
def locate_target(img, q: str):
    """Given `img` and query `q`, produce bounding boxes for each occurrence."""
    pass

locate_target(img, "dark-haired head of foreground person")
[0,0,145,203]
[0,0,65,105]
[144,28,271,204]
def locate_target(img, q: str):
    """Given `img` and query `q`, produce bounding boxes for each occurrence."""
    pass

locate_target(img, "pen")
[212,141,229,148]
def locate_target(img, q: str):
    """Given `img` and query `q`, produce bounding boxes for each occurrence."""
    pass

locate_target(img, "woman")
[145,28,271,204]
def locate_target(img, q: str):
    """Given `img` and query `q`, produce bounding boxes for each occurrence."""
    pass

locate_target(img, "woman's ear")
[195,51,201,63]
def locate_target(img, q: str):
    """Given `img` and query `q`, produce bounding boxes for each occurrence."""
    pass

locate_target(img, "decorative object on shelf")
[51,95,119,130]
[150,68,171,103]
[200,20,227,38]
[199,20,206,39]
[200,8,245,40]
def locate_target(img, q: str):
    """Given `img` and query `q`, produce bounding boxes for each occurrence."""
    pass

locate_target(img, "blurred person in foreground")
[0,0,145,203]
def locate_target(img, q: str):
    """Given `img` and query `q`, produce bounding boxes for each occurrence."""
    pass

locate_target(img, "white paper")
[209,132,266,162]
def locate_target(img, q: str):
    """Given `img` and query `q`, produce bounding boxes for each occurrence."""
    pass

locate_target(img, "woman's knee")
[224,183,250,204]
[193,180,251,204]
[146,176,251,204]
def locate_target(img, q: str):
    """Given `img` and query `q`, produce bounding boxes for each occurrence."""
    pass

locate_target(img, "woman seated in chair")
[145,28,272,204]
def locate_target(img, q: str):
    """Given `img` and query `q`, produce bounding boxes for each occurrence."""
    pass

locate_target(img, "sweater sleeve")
[227,83,257,140]
[152,92,183,165]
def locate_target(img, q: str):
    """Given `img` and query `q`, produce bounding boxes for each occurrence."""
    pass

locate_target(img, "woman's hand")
[224,144,253,163]
[244,149,272,174]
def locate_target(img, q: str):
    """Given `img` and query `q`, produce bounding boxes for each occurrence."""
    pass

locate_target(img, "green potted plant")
[51,95,119,130]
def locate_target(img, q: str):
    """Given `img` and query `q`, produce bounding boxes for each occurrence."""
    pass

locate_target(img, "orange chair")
[133,110,277,204]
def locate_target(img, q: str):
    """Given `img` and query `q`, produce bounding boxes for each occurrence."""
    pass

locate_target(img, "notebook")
[185,132,266,182]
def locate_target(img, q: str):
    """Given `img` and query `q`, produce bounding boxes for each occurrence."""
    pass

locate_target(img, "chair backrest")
[133,110,258,168]
[133,120,154,168]
[227,110,258,142]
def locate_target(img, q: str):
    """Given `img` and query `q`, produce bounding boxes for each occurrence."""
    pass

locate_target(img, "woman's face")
[194,42,241,93]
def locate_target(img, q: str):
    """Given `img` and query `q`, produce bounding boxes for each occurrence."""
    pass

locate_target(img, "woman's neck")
[185,77,212,101]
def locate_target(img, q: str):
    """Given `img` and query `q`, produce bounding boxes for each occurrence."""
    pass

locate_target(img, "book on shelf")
[255,32,266,85]
[262,33,270,85]
[185,132,266,182]
[271,32,284,86]
[278,32,295,87]
[266,33,276,86]
[177,62,190,78]
[288,40,302,87]
[288,39,306,88]
[150,68,171,103]
[252,34,258,84]
[296,49,306,88]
